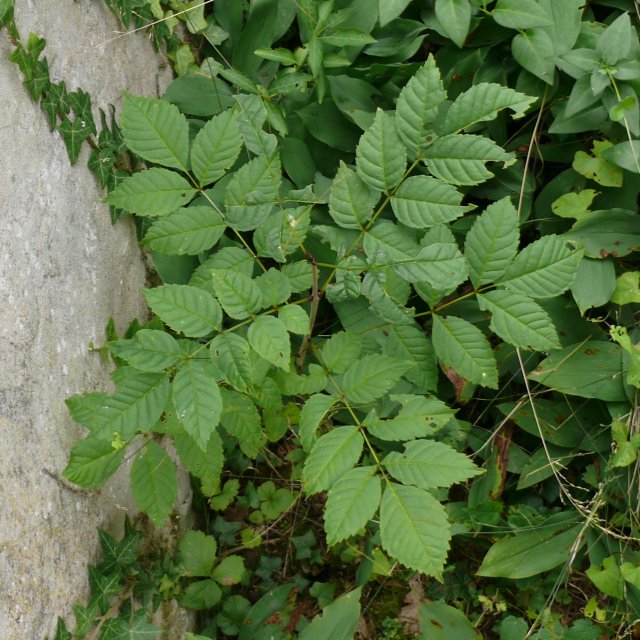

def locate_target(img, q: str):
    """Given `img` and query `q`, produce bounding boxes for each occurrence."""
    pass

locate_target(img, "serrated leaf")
[173,360,222,450]
[478,290,560,351]
[339,354,410,404]
[142,206,226,255]
[121,93,189,171]
[247,316,291,371]
[384,440,483,490]
[181,579,222,610]
[63,434,126,488]
[320,332,364,374]
[179,530,218,577]
[394,243,467,289]
[324,467,381,545]
[219,388,265,458]
[432,315,498,388]
[390,176,472,229]
[329,161,380,229]
[104,169,196,216]
[191,109,242,187]
[497,234,583,298]
[210,333,254,393]
[210,269,263,320]
[492,0,553,29]
[144,284,222,337]
[255,268,291,308]
[380,482,450,578]
[107,329,181,372]
[213,555,245,585]
[224,154,281,231]
[131,441,177,526]
[278,304,310,335]
[396,56,446,156]
[299,394,341,453]
[424,134,513,186]
[442,83,535,134]
[303,426,363,495]
[435,0,471,48]
[97,371,170,439]
[464,197,519,287]
[356,109,407,192]
[174,430,223,496]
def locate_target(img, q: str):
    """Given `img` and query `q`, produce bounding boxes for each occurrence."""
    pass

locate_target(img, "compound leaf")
[107,329,181,372]
[299,394,341,453]
[339,354,410,404]
[329,161,380,229]
[63,434,126,488]
[247,316,291,371]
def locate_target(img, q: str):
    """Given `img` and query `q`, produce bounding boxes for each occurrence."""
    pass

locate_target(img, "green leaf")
[173,360,222,450]
[191,109,242,187]
[380,482,450,578]
[384,440,482,490]
[143,206,226,255]
[587,557,625,599]
[396,56,446,156]
[356,109,407,192]
[213,555,246,585]
[551,189,598,220]
[299,394,341,453]
[432,315,498,388]
[379,0,411,26]
[179,530,218,577]
[435,0,471,48]
[255,268,292,307]
[320,332,364,374]
[144,284,222,337]
[303,426,363,495]
[219,388,265,458]
[174,430,223,496]
[394,243,468,289]
[464,197,519,287]
[572,140,623,186]
[121,94,190,171]
[339,354,410,404]
[0,0,14,29]
[528,341,626,401]
[478,290,560,351]
[234,93,277,157]
[209,333,254,393]
[63,434,126,488]
[497,235,583,298]
[611,272,640,305]
[298,588,362,640]
[278,304,310,335]
[424,134,513,186]
[600,140,640,174]
[512,29,556,85]
[597,12,632,66]
[210,269,262,320]
[181,579,222,610]
[104,169,197,216]
[320,28,376,47]
[131,441,177,526]
[107,329,181,372]
[57,116,93,165]
[247,316,291,371]
[570,258,616,313]
[492,0,553,29]
[442,83,535,135]
[537,0,583,55]
[329,161,380,229]
[419,603,481,640]
[324,467,381,545]
[97,371,170,439]
[477,513,583,578]
[390,176,472,229]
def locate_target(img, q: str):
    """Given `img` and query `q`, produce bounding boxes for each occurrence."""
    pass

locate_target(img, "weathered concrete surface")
[0,2,189,637]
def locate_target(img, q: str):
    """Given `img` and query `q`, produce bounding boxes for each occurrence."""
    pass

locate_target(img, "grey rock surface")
[0,2,189,637]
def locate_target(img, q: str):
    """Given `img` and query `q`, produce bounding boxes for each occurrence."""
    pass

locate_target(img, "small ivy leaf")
[57,115,94,165]
[247,316,291,371]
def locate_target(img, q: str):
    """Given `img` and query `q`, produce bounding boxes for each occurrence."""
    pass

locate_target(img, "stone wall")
[0,2,187,637]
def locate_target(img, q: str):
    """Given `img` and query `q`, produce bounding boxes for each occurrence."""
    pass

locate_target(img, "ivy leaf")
[497,234,583,298]
[356,109,407,192]
[432,315,498,388]
[424,134,514,186]
[464,197,520,287]
[210,269,263,320]
[324,467,381,545]
[299,394,341,453]
[190,108,242,187]
[143,284,222,337]
[121,93,190,171]
[478,290,560,351]
[329,161,380,229]
[441,83,536,134]
[104,168,197,217]
[107,329,182,372]
[339,354,410,404]
[63,434,126,488]
[303,426,364,495]
[380,482,450,578]
[492,0,553,30]
[57,115,94,165]
[247,316,291,371]
[396,55,446,156]
[142,206,226,255]
[131,441,177,526]
[390,176,473,229]
[173,360,222,450]
[383,440,483,490]
[435,0,471,48]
